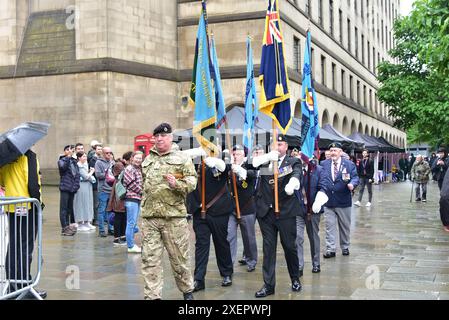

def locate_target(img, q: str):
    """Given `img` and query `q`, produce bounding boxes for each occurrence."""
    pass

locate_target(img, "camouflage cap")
[153,123,172,135]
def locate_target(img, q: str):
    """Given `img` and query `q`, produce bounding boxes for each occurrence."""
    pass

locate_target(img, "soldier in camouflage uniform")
[140,123,197,300]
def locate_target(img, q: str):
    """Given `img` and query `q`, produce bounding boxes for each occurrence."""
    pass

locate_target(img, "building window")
[293,36,301,72]
[306,0,311,17]
[321,55,326,86]
[318,0,323,26]
[369,88,373,110]
[339,9,343,44]
[311,47,315,75]
[354,0,357,14]
[355,27,359,58]
[363,85,367,107]
[367,41,371,70]
[341,69,346,96]
[349,75,354,100]
[361,0,364,19]
[347,19,351,52]
[381,20,384,47]
[362,34,365,64]
[373,47,376,72]
[329,0,334,36]
[356,80,360,104]
[331,62,336,91]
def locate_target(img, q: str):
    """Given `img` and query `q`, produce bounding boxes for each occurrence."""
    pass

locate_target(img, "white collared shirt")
[278,155,286,168]
[331,157,342,181]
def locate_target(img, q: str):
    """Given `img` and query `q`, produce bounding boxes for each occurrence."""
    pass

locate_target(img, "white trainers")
[366,202,372,207]
[77,225,91,232]
[86,222,96,230]
[128,245,142,253]
[354,201,361,207]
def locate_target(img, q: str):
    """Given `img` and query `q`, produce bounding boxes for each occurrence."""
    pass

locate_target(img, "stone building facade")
[0,0,405,176]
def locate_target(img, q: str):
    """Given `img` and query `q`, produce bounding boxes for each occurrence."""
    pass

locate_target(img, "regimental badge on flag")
[190,1,219,157]
[259,0,292,135]
[243,36,259,154]
[300,31,320,161]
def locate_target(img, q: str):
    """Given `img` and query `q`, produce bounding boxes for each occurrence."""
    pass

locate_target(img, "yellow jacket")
[0,154,42,212]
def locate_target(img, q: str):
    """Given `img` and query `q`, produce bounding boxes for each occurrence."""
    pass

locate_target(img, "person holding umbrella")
[0,121,50,299]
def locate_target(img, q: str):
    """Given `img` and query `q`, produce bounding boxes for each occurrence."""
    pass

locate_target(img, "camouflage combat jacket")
[141,143,197,218]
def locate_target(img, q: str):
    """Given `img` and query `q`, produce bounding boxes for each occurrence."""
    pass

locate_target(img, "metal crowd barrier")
[0,197,43,300]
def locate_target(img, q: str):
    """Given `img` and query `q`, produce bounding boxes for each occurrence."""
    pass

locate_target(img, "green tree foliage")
[377,0,449,146]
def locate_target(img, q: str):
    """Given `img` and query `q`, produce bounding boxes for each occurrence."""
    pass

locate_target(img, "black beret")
[232,144,244,151]
[277,134,287,142]
[328,141,343,149]
[437,147,447,153]
[153,123,172,135]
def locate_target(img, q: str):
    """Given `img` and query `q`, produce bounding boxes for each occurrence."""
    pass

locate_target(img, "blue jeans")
[125,200,141,248]
[98,192,113,233]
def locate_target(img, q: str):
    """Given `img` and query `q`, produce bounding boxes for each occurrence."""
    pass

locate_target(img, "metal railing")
[0,197,43,300]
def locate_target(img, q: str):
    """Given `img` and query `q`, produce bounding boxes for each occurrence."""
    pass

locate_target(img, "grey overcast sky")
[400,0,416,16]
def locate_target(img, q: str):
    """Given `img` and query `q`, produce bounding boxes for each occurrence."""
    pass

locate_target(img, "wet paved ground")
[38,181,449,300]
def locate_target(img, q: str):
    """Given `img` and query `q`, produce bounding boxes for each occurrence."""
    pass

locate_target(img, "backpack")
[114,170,127,200]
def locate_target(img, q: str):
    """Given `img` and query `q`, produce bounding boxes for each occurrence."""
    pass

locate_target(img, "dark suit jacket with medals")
[231,161,257,216]
[255,155,303,220]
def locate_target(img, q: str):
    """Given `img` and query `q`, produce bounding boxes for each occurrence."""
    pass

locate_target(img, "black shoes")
[291,279,302,292]
[99,232,107,238]
[255,285,275,298]
[298,269,303,277]
[193,280,205,292]
[238,259,247,266]
[247,266,256,272]
[415,198,421,202]
[221,276,232,287]
[183,292,194,300]
[342,249,350,256]
[312,265,321,273]
[323,251,336,258]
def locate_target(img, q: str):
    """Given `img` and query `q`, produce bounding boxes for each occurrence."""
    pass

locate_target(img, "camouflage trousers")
[141,217,193,300]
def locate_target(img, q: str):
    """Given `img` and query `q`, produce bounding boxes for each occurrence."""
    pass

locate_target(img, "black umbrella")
[0,122,50,167]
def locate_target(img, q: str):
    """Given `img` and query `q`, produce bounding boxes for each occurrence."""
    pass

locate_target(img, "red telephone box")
[134,133,155,156]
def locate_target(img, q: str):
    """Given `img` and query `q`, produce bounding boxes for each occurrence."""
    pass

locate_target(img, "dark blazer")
[322,158,359,208]
[357,158,374,180]
[295,163,330,216]
[439,169,449,226]
[231,161,257,216]
[255,155,302,220]
[187,164,234,217]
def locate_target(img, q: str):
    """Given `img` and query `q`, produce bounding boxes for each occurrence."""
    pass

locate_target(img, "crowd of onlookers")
[57,140,144,253]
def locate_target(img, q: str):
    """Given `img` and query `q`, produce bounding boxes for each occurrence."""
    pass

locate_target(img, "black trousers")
[5,207,38,290]
[59,191,75,228]
[113,212,127,238]
[258,211,299,289]
[193,213,233,282]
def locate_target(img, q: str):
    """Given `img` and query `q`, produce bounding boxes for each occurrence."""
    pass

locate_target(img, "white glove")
[204,157,226,172]
[284,177,300,196]
[231,164,247,180]
[252,151,280,168]
[312,191,329,213]
[181,147,207,159]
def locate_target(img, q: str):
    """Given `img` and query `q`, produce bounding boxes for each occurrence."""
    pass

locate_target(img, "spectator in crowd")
[58,145,80,236]
[432,148,449,190]
[354,149,374,207]
[88,144,103,226]
[107,158,127,246]
[95,147,115,237]
[399,154,409,182]
[411,155,431,202]
[73,152,96,232]
[123,151,144,253]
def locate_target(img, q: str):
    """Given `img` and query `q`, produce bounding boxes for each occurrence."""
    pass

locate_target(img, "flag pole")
[224,125,242,220]
[272,121,280,217]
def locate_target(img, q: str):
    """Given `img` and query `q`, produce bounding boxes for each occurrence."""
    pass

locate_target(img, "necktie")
[333,161,338,181]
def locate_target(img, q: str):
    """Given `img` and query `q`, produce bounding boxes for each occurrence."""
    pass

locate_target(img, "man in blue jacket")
[321,142,359,258]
